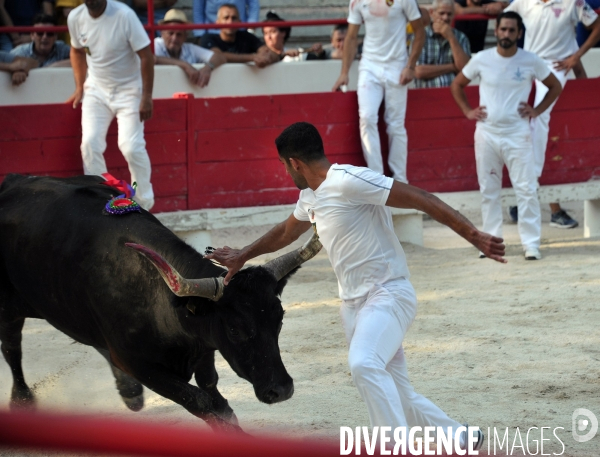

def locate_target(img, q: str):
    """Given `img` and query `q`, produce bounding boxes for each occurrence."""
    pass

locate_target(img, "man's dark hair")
[275,122,325,163]
[264,11,291,42]
[496,11,524,31]
[219,3,240,15]
[33,13,57,26]
[333,23,348,34]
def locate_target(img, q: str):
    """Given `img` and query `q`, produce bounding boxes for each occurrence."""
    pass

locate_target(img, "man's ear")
[288,157,300,171]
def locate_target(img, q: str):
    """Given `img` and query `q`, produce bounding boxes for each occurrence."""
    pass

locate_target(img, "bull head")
[125,232,322,301]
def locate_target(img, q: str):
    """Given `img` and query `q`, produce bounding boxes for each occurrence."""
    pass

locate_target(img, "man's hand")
[482,2,505,15]
[205,246,247,285]
[554,54,579,73]
[197,66,212,88]
[518,101,538,119]
[473,231,507,263]
[332,73,349,91]
[183,63,201,85]
[11,70,27,86]
[139,94,153,122]
[66,87,84,109]
[431,19,453,40]
[400,67,415,85]
[465,105,487,120]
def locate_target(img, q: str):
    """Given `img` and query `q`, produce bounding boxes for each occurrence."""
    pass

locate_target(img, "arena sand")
[1,203,599,456]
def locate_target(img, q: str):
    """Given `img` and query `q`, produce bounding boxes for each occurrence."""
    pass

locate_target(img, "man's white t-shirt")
[154,38,214,65]
[505,0,598,61]
[293,165,410,300]
[347,0,421,65]
[68,0,150,89]
[462,48,551,133]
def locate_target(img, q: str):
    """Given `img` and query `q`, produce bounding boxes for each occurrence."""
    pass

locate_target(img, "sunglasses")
[34,31,56,37]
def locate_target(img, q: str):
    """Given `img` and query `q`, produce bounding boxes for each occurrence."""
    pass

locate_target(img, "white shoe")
[524,248,541,260]
[461,424,485,451]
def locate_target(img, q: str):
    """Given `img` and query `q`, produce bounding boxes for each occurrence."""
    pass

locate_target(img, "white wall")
[0,60,359,106]
[1,48,599,106]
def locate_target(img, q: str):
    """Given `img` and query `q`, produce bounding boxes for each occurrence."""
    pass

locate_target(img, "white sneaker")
[461,424,485,451]
[524,248,541,260]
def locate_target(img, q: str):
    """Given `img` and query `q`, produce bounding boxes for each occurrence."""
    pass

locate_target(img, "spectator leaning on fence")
[504,0,600,228]
[453,0,508,53]
[262,11,325,61]
[154,8,225,87]
[10,14,71,68]
[414,0,471,88]
[192,0,260,37]
[0,50,38,85]
[199,4,279,67]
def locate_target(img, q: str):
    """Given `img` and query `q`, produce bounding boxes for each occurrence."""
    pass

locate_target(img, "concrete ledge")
[155,180,600,252]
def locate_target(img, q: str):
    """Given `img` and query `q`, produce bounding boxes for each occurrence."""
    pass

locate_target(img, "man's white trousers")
[357,59,409,183]
[340,278,462,432]
[531,63,569,178]
[80,81,155,210]
[475,126,541,251]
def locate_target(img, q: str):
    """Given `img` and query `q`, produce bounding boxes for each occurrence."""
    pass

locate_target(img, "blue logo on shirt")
[512,67,526,82]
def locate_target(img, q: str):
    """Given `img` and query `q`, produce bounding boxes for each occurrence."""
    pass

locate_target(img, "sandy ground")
[1,202,599,456]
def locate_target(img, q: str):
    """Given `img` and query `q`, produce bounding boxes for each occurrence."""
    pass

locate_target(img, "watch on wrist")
[206,61,215,70]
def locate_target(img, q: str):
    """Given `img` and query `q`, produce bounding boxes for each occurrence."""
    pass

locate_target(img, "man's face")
[279,157,309,190]
[217,7,240,40]
[431,4,454,24]
[331,29,346,51]
[495,18,521,49]
[263,26,286,52]
[31,23,57,57]
[161,29,186,57]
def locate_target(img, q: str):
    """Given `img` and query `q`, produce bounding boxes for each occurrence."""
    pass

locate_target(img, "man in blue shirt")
[10,14,70,67]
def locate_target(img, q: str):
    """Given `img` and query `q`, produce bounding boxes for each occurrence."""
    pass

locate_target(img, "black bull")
[0,174,321,432]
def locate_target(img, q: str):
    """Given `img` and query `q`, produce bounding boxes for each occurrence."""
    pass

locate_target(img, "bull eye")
[230,328,239,336]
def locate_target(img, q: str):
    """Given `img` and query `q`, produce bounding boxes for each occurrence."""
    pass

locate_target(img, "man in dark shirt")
[199,3,279,67]
[454,0,507,53]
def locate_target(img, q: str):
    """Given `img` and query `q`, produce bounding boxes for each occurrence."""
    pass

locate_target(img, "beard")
[498,37,516,49]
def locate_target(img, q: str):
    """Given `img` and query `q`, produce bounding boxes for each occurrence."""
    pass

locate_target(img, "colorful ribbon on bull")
[101,173,141,215]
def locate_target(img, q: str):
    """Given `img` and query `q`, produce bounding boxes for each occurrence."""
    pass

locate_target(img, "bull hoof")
[122,393,144,412]
[10,387,36,410]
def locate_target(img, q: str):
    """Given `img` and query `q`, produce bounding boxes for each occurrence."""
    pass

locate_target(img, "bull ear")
[274,266,300,297]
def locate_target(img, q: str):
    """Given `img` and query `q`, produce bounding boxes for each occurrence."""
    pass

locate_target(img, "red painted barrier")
[1,80,599,213]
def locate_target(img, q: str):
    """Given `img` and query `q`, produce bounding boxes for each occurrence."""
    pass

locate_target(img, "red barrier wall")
[1,80,599,213]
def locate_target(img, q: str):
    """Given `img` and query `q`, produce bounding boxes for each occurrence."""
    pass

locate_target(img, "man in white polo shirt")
[207,122,506,450]
[451,12,562,260]
[67,0,155,210]
[504,0,600,228]
[154,9,225,88]
[332,0,426,184]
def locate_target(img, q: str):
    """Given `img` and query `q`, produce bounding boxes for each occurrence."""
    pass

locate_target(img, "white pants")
[530,63,569,179]
[81,81,155,210]
[340,278,461,432]
[475,127,541,251]
[357,59,409,183]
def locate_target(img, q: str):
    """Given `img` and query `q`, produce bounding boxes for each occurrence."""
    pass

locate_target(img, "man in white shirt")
[207,122,505,449]
[154,9,225,87]
[451,12,562,260]
[67,0,155,210]
[332,0,426,184]
[504,0,600,228]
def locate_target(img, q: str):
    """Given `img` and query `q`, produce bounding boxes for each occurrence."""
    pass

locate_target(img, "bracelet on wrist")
[206,61,215,70]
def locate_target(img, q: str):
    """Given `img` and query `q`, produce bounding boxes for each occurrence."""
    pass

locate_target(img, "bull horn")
[263,232,323,281]
[125,243,224,301]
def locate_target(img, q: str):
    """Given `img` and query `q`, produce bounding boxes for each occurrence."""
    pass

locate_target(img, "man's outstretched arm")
[386,181,506,263]
[206,214,312,284]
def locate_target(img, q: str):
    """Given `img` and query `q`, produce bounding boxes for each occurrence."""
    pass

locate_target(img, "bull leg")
[193,351,238,426]
[126,360,244,433]
[0,316,35,409]
[95,347,144,412]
